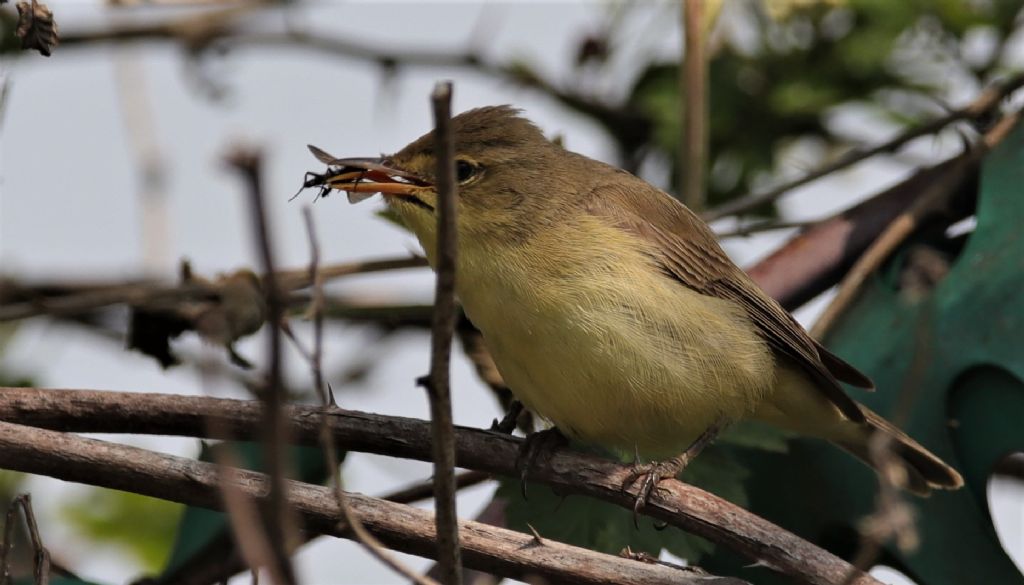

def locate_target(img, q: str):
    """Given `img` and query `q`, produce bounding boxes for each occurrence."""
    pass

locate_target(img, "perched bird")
[310,106,963,500]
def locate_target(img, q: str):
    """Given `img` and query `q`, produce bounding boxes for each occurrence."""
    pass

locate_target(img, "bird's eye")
[456,160,478,183]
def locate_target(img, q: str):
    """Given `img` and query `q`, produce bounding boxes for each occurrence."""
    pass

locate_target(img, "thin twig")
[0,256,426,323]
[114,49,171,274]
[59,18,640,150]
[382,471,492,506]
[0,387,881,585]
[810,110,1021,338]
[225,146,296,585]
[681,0,707,211]
[418,81,463,585]
[851,442,923,579]
[197,347,282,585]
[208,439,281,581]
[702,72,1024,221]
[714,219,817,239]
[298,208,437,585]
[0,281,213,322]
[743,154,972,311]
[274,255,426,291]
[1,494,50,585]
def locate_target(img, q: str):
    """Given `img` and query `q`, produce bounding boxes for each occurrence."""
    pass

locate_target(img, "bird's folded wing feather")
[584,179,869,423]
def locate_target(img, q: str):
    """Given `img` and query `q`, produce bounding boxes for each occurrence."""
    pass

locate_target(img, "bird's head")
[312,106,573,248]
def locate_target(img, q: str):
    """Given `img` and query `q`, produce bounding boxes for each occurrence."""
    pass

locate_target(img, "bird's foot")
[621,420,725,527]
[490,400,524,435]
[621,454,691,528]
[515,427,567,499]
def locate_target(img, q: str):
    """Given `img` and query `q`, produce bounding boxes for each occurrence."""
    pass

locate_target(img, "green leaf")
[497,479,714,561]
[680,447,750,508]
[717,420,793,453]
[61,490,183,571]
[497,441,754,563]
[160,441,331,579]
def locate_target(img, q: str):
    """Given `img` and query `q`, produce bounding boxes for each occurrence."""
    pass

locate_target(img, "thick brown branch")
[0,388,880,585]
[0,421,744,585]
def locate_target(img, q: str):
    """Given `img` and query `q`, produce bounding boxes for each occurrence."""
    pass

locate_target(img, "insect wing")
[307,144,339,165]
[347,190,376,204]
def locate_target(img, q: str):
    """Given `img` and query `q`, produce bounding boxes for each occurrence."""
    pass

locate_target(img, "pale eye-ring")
[456,160,478,183]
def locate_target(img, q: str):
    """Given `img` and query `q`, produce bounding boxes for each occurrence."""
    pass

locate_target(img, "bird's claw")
[515,428,566,499]
[621,456,689,529]
[490,401,524,434]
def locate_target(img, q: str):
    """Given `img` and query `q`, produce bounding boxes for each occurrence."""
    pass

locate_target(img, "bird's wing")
[583,176,870,423]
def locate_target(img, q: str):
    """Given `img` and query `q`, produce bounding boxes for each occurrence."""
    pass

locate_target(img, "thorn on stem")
[526,523,544,546]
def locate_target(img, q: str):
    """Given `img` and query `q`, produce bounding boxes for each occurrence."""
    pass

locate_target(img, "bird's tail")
[832,405,964,496]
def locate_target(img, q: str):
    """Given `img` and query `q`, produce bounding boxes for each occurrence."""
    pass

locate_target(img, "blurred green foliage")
[590,0,1024,210]
[61,490,183,571]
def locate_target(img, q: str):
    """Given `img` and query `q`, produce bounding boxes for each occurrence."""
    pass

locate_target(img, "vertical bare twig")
[114,51,171,274]
[417,81,463,585]
[299,208,438,585]
[1,494,50,585]
[198,349,282,585]
[226,146,297,585]
[209,442,280,581]
[681,0,708,211]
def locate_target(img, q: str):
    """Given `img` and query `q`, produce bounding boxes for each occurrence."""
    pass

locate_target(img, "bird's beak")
[304,145,432,205]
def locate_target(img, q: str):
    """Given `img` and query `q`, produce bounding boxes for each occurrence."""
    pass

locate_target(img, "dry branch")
[297,208,435,585]
[53,8,1024,223]
[0,420,746,585]
[420,81,463,585]
[0,387,881,585]
[57,16,644,166]
[741,150,979,311]
[681,0,708,211]
[0,494,49,585]
[225,146,296,585]
[0,256,426,323]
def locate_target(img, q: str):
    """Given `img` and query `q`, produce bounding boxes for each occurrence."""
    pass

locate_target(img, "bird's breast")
[454,217,775,458]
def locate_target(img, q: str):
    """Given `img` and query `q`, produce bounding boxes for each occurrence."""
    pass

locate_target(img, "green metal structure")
[705,124,1024,583]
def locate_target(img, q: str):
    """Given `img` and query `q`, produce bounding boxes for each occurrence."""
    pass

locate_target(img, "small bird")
[310,106,963,501]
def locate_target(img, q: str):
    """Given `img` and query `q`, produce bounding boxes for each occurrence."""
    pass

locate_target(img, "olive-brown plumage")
[319,105,963,495]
